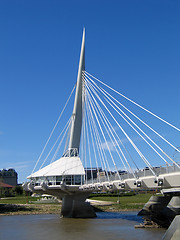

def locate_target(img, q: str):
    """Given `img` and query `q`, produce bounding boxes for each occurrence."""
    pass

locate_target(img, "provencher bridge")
[23,29,180,223]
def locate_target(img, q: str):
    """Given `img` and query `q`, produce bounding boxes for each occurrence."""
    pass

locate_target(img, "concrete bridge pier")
[138,194,180,229]
[138,195,171,216]
[138,195,172,228]
[162,196,180,224]
[162,215,180,240]
[61,193,96,218]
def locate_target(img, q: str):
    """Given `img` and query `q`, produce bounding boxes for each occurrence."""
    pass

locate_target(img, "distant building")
[0,182,15,197]
[0,168,18,186]
[85,168,99,180]
[85,168,121,180]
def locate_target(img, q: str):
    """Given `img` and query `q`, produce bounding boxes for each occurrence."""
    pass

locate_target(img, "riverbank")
[0,203,138,216]
[0,202,147,216]
[0,193,154,216]
[0,203,61,215]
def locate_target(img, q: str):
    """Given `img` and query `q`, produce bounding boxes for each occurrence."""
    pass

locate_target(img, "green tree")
[15,186,23,195]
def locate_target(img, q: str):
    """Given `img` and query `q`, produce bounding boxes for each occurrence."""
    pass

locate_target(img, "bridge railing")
[85,163,180,184]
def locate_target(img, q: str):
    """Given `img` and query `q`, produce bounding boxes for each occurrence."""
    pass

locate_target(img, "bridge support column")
[163,196,180,220]
[139,195,180,228]
[138,195,172,228]
[61,193,96,218]
[162,215,180,240]
[138,195,171,216]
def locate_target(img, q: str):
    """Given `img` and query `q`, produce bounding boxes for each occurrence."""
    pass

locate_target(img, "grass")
[91,193,152,203]
[90,193,153,211]
[0,195,40,204]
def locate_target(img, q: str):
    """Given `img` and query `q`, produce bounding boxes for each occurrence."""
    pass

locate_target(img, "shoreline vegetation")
[0,192,154,216]
[0,203,61,216]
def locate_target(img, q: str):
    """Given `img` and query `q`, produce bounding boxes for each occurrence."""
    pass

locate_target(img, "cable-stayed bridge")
[24,29,180,218]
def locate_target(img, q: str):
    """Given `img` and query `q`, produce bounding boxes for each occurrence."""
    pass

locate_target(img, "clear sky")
[0,0,180,183]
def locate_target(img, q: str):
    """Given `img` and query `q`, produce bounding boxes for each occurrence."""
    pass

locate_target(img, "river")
[0,211,166,240]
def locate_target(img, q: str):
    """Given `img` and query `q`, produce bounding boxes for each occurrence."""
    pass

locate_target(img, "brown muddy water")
[0,211,166,240]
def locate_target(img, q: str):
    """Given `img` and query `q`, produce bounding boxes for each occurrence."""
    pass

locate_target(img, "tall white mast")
[68,28,85,152]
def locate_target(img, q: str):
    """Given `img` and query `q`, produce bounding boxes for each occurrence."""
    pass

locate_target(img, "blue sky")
[0,0,180,183]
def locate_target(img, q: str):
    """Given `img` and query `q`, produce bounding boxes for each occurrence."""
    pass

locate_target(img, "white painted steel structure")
[25,29,180,198]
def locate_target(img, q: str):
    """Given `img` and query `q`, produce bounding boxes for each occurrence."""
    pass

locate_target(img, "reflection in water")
[0,212,166,240]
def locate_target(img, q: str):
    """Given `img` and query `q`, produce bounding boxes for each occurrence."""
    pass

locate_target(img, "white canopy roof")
[28,157,85,178]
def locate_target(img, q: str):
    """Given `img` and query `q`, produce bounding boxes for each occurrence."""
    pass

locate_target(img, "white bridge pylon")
[25,29,180,196]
